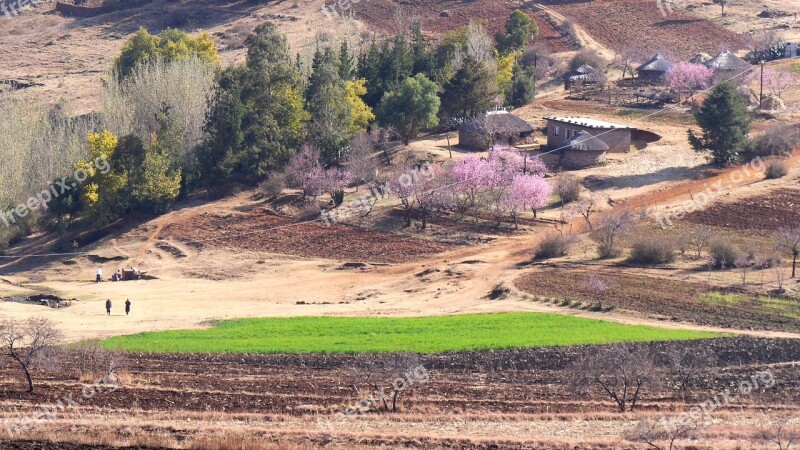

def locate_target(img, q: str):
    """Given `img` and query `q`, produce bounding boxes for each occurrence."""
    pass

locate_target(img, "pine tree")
[439,55,497,122]
[306,47,352,163]
[688,82,751,166]
[496,11,539,55]
[507,64,536,107]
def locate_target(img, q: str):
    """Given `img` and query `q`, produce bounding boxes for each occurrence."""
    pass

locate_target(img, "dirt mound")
[540,0,741,57]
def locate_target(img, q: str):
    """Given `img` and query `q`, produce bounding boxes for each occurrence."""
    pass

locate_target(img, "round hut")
[558,131,609,169]
[636,53,674,84]
[705,50,752,82]
[562,65,599,90]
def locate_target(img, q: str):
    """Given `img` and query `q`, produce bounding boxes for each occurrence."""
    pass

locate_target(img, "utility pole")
[759,61,765,110]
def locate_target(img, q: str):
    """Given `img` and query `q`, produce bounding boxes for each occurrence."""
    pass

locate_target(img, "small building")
[458,111,535,151]
[558,131,609,169]
[786,43,798,59]
[545,117,633,154]
[636,53,674,83]
[705,50,752,81]
[562,65,599,90]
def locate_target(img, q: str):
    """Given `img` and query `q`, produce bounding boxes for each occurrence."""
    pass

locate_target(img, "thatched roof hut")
[558,131,609,169]
[458,111,535,151]
[562,65,599,89]
[705,50,752,76]
[636,53,673,83]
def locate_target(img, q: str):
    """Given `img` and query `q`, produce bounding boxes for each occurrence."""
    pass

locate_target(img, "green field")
[101,313,720,354]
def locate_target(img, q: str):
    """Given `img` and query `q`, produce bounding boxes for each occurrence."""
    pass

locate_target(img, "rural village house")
[562,64,599,90]
[636,53,674,83]
[458,111,536,151]
[558,130,610,169]
[545,116,633,156]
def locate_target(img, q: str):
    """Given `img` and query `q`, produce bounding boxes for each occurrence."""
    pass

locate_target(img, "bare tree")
[586,274,614,310]
[625,416,700,450]
[347,353,426,413]
[346,133,380,189]
[753,416,800,450]
[776,227,800,278]
[576,195,597,230]
[591,210,636,259]
[75,339,124,382]
[688,229,714,260]
[0,318,63,393]
[664,346,716,402]
[571,344,658,412]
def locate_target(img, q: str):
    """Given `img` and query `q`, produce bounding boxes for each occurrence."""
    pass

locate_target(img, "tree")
[776,227,800,278]
[344,79,375,137]
[345,133,379,187]
[626,416,700,450]
[499,174,552,228]
[0,318,62,393]
[688,82,751,166]
[713,0,728,16]
[507,63,536,107]
[591,210,636,258]
[285,146,324,199]
[496,10,539,55]
[440,55,497,123]
[571,344,658,412]
[452,154,490,210]
[414,164,454,229]
[665,63,714,99]
[306,47,352,162]
[377,74,441,145]
[199,21,308,186]
[114,27,219,80]
[338,40,355,81]
[665,346,716,402]
[763,69,799,99]
[77,131,128,224]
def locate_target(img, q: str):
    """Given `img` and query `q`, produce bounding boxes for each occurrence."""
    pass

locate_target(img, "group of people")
[105,298,132,316]
[96,267,139,283]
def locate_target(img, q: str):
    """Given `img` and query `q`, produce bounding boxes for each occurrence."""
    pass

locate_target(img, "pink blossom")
[665,62,714,93]
[496,174,553,228]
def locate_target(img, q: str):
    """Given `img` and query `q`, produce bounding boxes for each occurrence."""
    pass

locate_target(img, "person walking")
[125,299,131,316]
[96,268,103,283]
[105,299,112,316]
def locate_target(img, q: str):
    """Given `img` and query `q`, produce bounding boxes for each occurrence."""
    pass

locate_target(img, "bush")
[535,234,573,259]
[752,123,799,157]
[709,240,739,268]
[629,237,676,265]
[765,161,788,179]
[555,174,581,204]
[569,49,606,71]
[260,173,286,198]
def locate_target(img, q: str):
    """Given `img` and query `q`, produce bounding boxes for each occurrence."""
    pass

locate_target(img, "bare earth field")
[538,0,742,57]
[2,338,800,449]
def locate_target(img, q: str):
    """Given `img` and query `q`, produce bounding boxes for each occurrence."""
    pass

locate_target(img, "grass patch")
[101,313,719,354]
[701,292,800,319]
[787,63,800,74]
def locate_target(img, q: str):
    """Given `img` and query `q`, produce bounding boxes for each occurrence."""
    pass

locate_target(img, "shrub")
[260,173,286,198]
[555,174,581,204]
[629,237,676,265]
[752,123,799,157]
[765,161,788,179]
[569,49,606,71]
[535,234,573,259]
[709,239,739,268]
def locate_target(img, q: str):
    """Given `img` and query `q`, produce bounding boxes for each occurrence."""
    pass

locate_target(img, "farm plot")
[516,269,800,332]
[684,188,800,231]
[100,313,717,354]
[539,0,740,57]
[161,208,455,264]
[3,338,800,448]
[354,0,572,52]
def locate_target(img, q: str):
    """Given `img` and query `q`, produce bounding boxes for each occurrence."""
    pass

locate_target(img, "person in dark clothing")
[125,299,131,316]
[105,299,112,316]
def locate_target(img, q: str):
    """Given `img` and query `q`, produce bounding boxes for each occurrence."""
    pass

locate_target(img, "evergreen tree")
[507,64,536,107]
[439,55,497,122]
[338,40,355,81]
[410,21,431,76]
[496,11,539,55]
[377,74,441,145]
[306,47,352,163]
[688,82,751,166]
[358,41,383,108]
